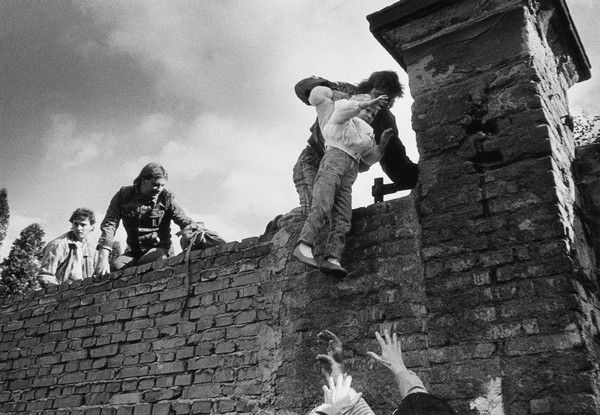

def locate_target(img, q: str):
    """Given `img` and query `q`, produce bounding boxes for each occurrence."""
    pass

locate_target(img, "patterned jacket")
[97,186,194,254]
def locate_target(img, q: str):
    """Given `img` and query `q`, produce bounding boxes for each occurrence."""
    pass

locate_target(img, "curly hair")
[133,163,168,188]
[69,208,96,225]
[356,71,403,99]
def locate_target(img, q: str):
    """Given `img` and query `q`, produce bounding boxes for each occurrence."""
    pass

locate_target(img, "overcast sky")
[1,0,599,260]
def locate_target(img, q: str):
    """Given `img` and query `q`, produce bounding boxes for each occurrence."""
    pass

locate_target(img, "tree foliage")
[0,223,45,298]
[573,111,600,146]
[0,189,8,251]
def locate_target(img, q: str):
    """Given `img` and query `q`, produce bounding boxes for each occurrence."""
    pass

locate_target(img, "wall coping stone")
[367,0,591,81]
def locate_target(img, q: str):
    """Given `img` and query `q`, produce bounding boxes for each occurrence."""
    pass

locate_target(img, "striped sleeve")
[346,397,376,415]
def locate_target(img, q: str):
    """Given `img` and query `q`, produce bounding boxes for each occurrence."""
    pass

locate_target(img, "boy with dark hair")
[37,208,96,287]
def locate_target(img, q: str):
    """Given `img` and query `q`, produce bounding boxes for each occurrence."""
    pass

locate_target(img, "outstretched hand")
[94,249,111,277]
[379,128,394,148]
[370,94,389,111]
[317,354,343,380]
[318,330,343,362]
[366,329,406,374]
[322,374,362,413]
[317,330,344,379]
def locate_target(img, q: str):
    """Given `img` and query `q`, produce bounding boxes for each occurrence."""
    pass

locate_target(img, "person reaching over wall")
[94,163,199,276]
[293,86,391,278]
[311,329,457,415]
[368,329,456,414]
[309,374,364,415]
[293,72,417,215]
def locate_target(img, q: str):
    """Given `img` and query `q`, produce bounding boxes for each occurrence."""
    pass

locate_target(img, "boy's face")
[70,217,93,241]
[357,107,377,124]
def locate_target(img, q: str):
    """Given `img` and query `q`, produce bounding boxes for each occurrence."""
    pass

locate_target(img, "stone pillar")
[369,1,597,414]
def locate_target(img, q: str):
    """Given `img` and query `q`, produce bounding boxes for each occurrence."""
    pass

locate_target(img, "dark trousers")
[293,146,322,215]
[110,247,170,271]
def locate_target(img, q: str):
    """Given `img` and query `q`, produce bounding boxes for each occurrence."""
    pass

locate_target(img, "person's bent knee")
[137,247,169,266]
[110,254,136,271]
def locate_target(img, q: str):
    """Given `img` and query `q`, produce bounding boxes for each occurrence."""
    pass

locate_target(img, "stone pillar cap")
[367,0,591,81]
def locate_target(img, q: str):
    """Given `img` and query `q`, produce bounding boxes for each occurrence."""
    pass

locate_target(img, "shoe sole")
[320,264,347,278]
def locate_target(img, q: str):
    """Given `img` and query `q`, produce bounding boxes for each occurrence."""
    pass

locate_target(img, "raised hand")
[318,330,343,362]
[322,374,362,413]
[317,329,344,379]
[372,94,389,110]
[366,329,406,374]
[359,95,389,112]
[316,354,343,379]
[378,128,394,148]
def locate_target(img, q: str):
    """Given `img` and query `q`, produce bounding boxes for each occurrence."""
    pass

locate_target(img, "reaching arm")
[295,76,356,105]
[315,331,376,415]
[168,193,195,230]
[311,375,363,415]
[329,95,389,125]
[95,189,123,276]
[96,189,122,252]
[367,330,427,399]
[360,128,395,168]
[308,86,334,107]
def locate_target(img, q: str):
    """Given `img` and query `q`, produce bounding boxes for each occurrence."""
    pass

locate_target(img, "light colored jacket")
[37,232,93,286]
[309,87,384,166]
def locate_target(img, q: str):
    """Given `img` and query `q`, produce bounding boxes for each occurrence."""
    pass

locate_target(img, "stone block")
[109,393,142,405]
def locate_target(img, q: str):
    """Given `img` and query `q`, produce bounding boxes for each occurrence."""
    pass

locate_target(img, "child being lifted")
[293,85,393,277]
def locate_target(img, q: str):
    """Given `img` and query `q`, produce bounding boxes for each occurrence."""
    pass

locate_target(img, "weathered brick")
[109,392,141,405]
[151,402,171,415]
[90,344,118,358]
[188,355,220,370]
[215,340,235,354]
[118,366,149,379]
[150,361,185,375]
[506,330,583,356]
[183,384,221,399]
[234,310,256,325]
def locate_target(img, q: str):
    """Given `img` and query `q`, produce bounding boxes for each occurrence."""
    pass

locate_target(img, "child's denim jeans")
[298,147,358,261]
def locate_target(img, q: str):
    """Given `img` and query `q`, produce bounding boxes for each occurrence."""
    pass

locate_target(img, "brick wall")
[3,1,600,415]
[369,0,599,414]
[0,196,422,414]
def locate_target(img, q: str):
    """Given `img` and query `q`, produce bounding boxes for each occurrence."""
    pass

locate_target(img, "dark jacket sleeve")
[97,188,124,251]
[374,111,419,189]
[168,193,195,230]
[295,76,357,105]
[295,76,336,105]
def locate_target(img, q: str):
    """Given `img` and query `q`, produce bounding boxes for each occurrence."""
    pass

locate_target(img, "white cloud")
[42,114,117,169]
[135,113,175,144]
[121,111,300,240]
